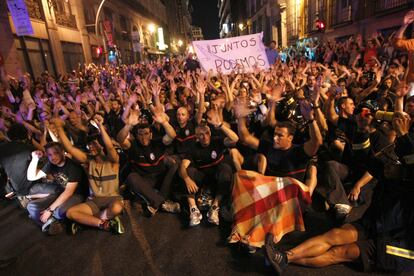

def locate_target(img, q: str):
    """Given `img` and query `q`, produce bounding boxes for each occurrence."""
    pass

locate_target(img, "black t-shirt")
[41,157,86,195]
[105,109,125,138]
[342,129,395,178]
[127,139,166,175]
[337,116,357,143]
[0,141,35,195]
[173,119,196,156]
[190,138,226,169]
[258,139,310,182]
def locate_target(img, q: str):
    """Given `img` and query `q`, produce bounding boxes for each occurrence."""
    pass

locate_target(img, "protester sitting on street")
[179,106,238,227]
[52,115,125,235]
[26,142,86,234]
[0,123,35,205]
[227,91,322,249]
[265,110,414,275]
[117,97,180,216]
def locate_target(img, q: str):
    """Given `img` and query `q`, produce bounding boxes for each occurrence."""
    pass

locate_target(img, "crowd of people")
[1,11,414,275]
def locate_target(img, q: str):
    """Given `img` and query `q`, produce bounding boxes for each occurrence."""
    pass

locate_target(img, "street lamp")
[177,39,183,47]
[148,23,156,34]
[238,23,245,31]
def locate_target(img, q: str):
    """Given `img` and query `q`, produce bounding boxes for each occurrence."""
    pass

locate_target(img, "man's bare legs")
[286,224,360,267]
[66,199,124,228]
[292,243,360,267]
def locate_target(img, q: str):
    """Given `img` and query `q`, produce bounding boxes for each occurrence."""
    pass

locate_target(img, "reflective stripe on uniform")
[352,139,370,150]
[386,245,414,260]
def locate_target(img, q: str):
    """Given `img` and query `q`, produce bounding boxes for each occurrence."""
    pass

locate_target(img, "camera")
[374,111,394,122]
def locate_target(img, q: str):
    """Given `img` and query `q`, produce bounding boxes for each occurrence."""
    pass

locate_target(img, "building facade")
[165,0,192,53]
[300,0,414,43]
[191,26,204,41]
[1,0,168,79]
[218,0,247,38]
[242,0,414,48]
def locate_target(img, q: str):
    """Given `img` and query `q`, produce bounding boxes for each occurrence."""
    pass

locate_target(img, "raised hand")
[92,79,99,93]
[403,10,414,25]
[127,110,140,126]
[392,112,411,137]
[268,84,285,103]
[150,78,161,97]
[196,76,207,95]
[233,98,254,119]
[152,105,168,124]
[128,93,138,105]
[395,81,409,98]
[300,100,315,121]
[170,80,177,93]
[206,106,222,128]
[50,117,66,129]
[310,85,320,105]
[93,113,104,125]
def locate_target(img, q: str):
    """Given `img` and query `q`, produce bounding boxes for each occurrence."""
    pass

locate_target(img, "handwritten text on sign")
[192,33,269,74]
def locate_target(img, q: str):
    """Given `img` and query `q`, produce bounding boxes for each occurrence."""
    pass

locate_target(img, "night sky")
[190,0,219,40]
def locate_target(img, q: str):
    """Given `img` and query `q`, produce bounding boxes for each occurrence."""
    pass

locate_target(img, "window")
[341,0,350,9]
[14,37,56,78]
[83,0,96,33]
[61,42,84,73]
[120,15,128,31]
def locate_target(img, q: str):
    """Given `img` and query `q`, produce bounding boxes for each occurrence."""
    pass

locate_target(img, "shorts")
[351,222,376,272]
[85,196,123,215]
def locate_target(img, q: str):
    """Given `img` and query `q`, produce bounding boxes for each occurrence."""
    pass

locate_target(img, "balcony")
[55,13,77,29]
[375,0,414,15]
[25,0,43,21]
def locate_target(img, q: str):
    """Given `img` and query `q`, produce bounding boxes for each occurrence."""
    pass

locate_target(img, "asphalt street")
[0,198,406,276]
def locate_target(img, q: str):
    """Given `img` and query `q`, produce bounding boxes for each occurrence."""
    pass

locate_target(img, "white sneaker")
[189,207,202,227]
[41,217,57,232]
[207,205,220,226]
[334,204,352,220]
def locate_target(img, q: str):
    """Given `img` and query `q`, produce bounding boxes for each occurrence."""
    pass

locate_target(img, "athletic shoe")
[41,217,57,233]
[17,196,30,209]
[334,203,352,220]
[189,207,202,227]
[70,222,82,235]
[48,220,64,235]
[146,205,158,217]
[264,233,288,275]
[239,243,257,254]
[109,216,125,234]
[161,200,181,213]
[207,205,220,225]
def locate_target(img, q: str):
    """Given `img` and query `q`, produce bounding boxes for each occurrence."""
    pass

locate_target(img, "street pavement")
[0,198,405,276]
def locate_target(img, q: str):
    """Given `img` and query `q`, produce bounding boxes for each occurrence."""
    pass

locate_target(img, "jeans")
[26,194,84,225]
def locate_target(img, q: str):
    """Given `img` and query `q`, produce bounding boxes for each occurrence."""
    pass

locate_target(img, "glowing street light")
[148,23,156,34]
[238,23,245,31]
[177,39,183,47]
